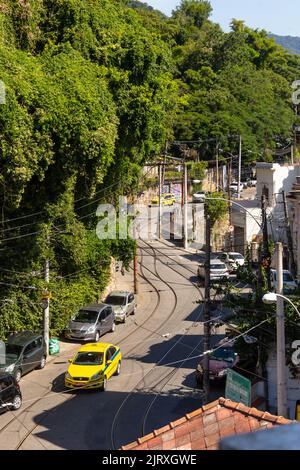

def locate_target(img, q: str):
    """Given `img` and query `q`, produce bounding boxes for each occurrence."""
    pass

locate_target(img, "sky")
[145,0,300,37]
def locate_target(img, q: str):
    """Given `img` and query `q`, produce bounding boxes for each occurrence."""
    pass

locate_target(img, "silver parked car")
[65,303,115,342]
[217,252,245,273]
[198,259,229,283]
[104,291,136,323]
[192,191,206,203]
[270,269,298,295]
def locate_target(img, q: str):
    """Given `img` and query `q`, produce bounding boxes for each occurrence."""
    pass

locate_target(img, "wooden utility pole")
[203,210,211,405]
[282,190,297,278]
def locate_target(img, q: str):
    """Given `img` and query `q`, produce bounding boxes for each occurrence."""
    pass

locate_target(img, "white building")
[231,200,261,255]
[231,162,300,258]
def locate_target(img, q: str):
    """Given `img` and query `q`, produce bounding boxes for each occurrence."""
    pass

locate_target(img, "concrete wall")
[231,204,261,255]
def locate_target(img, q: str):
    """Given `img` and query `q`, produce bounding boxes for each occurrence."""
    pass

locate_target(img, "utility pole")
[276,242,287,418]
[134,254,138,295]
[216,141,219,191]
[43,237,50,357]
[282,191,297,278]
[238,134,242,199]
[227,157,233,251]
[158,163,162,239]
[183,162,188,249]
[261,195,272,291]
[133,211,139,295]
[203,209,211,405]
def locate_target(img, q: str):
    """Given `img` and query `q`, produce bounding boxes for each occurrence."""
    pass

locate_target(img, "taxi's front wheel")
[115,361,121,376]
[100,376,107,392]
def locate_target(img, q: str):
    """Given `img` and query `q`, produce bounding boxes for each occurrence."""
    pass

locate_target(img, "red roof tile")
[120,397,292,451]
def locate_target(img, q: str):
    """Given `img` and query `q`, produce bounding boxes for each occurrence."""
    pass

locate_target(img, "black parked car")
[0,331,47,383]
[0,373,22,412]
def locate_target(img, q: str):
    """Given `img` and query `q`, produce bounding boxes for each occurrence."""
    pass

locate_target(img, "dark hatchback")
[0,331,47,383]
[196,339,239,386]
[0,373,22,412]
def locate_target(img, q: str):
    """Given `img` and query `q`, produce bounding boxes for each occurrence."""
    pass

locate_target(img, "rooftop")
[121,397,292,451]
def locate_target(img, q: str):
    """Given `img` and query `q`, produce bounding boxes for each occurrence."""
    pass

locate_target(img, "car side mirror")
[68,359,72,363]
[23,354,29,359]
[107,360,112,364]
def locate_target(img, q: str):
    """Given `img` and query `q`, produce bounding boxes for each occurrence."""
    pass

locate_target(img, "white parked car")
[198,259,229,283]
[217,252,245,273]
[270,269,298,295]
[192,191,206,203]
[229,183,244,192]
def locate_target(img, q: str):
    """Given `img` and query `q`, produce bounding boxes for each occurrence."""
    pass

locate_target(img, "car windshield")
[73,310,98,324]
[73,352,104,365]
[106,295,126,306]
[1,343,23,364]
[230,254,243,260]
[211,263,226,270]
[2,344,22,358]
[211,347,236,363]
[164,195,172,199]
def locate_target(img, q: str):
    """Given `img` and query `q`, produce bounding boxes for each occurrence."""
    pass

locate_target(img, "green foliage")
[186,161,207,180]
[170,1,300,161]
[204,192,227,226]
[0,0,174,339]
[1,0,300,341]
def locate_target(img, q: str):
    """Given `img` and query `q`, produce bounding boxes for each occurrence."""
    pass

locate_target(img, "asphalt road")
[0,239,226,450]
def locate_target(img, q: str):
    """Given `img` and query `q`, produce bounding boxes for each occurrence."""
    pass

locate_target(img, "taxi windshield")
[73,352,104,365]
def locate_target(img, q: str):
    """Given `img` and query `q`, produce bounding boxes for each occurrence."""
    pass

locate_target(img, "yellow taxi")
[150,194,176,207]
[65,342,121,391]
[162,193,176,205]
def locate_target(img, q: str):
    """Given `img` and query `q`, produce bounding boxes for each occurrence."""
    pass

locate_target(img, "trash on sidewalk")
[49,337,60,355]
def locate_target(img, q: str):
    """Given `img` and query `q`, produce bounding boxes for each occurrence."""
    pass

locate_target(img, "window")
[106,295,126,306]
[73,352,103,365]
[107,347,116,361]
[99,309,107,321]
[74,310,98,324]
[24,341,35,355]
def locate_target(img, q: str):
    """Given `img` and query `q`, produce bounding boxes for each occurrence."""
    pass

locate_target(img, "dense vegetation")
[0,0,300,338]
[0,0,176,337]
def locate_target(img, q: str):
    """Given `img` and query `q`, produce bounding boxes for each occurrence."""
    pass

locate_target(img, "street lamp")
[262,292,300,318]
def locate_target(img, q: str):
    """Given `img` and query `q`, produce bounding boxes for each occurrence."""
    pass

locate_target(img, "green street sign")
[225,369,251,406]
